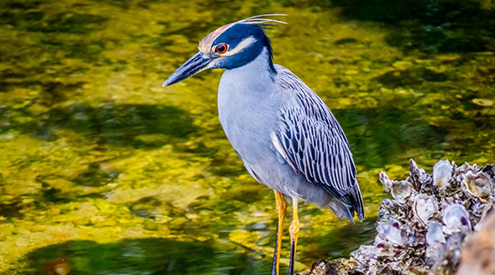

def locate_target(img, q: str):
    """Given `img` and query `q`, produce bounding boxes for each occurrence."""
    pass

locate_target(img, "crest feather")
[237,14,288,27]
[198,14,287,54]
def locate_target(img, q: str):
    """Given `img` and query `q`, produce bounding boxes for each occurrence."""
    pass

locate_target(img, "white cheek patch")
[196,58,218,74]
[204,59,217,70]
[220,36,256,56]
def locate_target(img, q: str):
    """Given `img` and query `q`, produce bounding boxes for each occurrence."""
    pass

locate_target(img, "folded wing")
[271,66,364,221]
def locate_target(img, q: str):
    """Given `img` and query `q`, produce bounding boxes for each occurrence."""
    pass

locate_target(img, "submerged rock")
[299,160,495,275]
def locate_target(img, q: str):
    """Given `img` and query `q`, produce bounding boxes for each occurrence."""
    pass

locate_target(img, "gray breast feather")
[271,65,364,221]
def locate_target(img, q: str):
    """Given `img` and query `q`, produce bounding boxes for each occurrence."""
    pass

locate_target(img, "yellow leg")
[289,197,299,275]
[272,190,287,275]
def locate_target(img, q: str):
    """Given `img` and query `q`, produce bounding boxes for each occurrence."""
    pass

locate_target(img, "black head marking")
[211,24,275,72]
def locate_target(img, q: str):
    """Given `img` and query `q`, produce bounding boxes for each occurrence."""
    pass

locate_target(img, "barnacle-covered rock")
[353,160,493,274]
[301,160,495,275]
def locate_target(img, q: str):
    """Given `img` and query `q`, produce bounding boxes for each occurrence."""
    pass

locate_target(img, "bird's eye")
[215,43,228,54]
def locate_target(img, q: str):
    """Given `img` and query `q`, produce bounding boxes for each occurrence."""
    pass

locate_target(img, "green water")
[0,0,494,274]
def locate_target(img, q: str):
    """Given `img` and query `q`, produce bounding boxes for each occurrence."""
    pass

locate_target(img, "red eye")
[215,43,228,54]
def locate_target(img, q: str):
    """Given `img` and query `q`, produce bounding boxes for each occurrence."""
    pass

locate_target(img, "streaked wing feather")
[272,66,364,220]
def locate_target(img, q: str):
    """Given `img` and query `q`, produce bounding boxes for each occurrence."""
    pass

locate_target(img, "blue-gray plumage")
[163,14,364,275]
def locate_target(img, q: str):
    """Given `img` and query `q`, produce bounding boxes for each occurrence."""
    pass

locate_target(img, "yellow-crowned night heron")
[163,15,364,275]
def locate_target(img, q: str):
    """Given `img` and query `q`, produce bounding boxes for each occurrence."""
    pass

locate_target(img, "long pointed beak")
[162,52,212,87]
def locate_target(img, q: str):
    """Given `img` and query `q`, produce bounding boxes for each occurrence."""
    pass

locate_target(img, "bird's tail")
[329,180,365,223]
[328,198,355,224]
[349,180,365,222]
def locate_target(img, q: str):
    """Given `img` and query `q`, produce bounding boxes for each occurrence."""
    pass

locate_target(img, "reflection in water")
[1,102,197,147]
[30,239,273,275]
[0,0,494,273]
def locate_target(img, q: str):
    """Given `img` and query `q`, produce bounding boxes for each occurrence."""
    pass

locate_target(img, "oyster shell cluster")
[350,159,495,275]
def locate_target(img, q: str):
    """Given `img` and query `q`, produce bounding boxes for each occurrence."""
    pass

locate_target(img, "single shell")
[410,159,434,190]
[474,202,493,231]
[425,244,444,267]
[391,181,413,204]
[414,194,438,224]
[462,170,493,201]
[442,203,471,234]
[376,218,406,246]
[374,235,395,257]
[426,221,446,245]
[379,171,393,193]
[350,245,376,269]
[433,160,452,189]
[380,172,413,203]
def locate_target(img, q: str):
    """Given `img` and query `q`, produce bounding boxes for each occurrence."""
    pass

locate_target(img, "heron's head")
[163,14,286,87]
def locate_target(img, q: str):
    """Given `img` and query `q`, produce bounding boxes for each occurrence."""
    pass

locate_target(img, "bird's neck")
[220,48,276,97]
